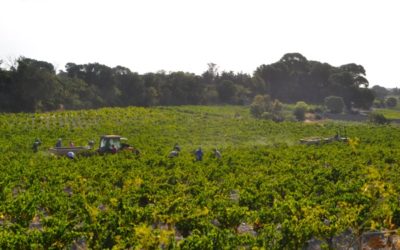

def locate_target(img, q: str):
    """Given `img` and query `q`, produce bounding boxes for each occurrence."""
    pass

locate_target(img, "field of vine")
[1,105,400,249]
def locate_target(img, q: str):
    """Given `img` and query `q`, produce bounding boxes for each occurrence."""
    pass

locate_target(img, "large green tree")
[0,53,378,112]
[254,53,374,109]
[113,66,145,106]
[12,57,61,112]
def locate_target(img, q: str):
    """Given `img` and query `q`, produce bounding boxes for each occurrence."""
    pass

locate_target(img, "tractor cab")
[98,135,128,153]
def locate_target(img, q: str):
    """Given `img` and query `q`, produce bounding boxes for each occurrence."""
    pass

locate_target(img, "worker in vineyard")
[213,148,222,159]
[195,147,203,161]
[111,144,117,154]
[168,149,179,158]
[132,147,141,156]
[168,143,181,158]
[32,138,41,153]
[69,141,75,147]
[173,143,181,152]
[334,131,339,140]
[67,151,75,159]
[55,138,62,148]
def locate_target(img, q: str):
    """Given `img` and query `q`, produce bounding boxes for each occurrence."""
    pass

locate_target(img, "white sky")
[0,0,399,88]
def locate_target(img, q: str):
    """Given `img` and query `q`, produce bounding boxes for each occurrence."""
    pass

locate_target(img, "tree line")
[0,53,375,112]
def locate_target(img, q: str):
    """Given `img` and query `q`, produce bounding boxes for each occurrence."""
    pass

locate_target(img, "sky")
[0,0,399,88]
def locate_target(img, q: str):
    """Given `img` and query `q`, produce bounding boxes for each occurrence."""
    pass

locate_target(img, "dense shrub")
[308,106,323,114]
[250,95,283,121]
[260,112,272,120]
[368,112,390,124]
[250,95,271,118]
[324,96,345,114]
[293,101,309,121]
[385,97,397,108]
[373,99,385,108]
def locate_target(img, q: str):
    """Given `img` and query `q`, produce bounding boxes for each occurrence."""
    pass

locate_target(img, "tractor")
[49,135,139,156]
[97,135,139,154]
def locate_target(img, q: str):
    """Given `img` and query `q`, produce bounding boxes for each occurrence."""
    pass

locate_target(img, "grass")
[373,108,400,119]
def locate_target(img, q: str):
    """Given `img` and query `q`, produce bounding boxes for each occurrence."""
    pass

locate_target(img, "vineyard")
[1,105,400,249]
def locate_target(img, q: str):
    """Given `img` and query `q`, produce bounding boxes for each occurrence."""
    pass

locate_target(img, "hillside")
[1,106,400,248]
